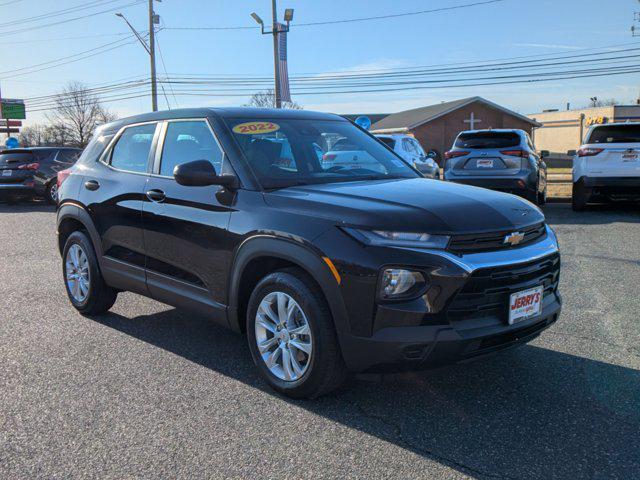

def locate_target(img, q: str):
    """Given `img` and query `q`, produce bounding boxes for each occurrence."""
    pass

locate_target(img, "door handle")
[146,189,166,202]
[84,180,100,191]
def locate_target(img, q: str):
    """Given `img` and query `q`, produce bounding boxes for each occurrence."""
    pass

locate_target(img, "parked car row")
[0,147,81,204]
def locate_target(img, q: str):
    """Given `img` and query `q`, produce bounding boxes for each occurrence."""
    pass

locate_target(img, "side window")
[160,121,224,177]
[412,139,425,156]
[110,123,157,173]
[56,150,80,164]
[403,138,417,154]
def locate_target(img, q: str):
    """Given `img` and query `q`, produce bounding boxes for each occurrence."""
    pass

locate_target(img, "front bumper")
[337,226,561,373]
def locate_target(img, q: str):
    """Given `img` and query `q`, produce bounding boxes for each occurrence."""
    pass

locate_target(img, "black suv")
[0,147,81,204]
[57,108,562,398]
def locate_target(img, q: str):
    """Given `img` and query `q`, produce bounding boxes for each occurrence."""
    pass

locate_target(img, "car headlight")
[342,227,450,249]
[379,268,426,300]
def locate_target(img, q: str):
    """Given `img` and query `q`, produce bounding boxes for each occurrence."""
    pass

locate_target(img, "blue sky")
[1,0,639,125]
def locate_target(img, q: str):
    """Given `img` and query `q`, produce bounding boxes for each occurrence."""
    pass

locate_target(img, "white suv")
[374,134,440,179]
[570,122,640,211]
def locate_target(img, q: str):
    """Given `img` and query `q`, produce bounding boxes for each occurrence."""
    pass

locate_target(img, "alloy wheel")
[254,291,313,381]
[65,244,90,302]
[50,183,58,202]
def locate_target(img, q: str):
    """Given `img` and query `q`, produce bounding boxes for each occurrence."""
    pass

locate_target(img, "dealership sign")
[0,99,26,120]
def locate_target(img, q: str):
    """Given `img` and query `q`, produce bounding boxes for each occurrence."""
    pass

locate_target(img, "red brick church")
[365,96,540,163]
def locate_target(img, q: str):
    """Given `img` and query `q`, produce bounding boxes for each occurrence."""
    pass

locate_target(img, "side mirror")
[540,150,550,158]
[567,150,577,157]
[174,160,238,188]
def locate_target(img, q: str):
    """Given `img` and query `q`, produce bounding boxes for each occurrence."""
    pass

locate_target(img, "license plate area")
[2,170,12,177]
[476,159,494,168]
[508,286,543,325]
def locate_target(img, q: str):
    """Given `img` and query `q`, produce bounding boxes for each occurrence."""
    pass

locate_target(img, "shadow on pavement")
[544,203,640,225]
[0,198,54,213]
[94,307,640,479]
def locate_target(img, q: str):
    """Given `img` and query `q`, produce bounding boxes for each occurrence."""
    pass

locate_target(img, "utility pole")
[148,0,158,112]
[250,5,294,109]
[116,0,160,112]
[271,0,282,109]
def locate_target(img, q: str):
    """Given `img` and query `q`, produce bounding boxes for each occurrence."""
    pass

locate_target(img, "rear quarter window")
[455,132,521,149]
[587,125,640,144]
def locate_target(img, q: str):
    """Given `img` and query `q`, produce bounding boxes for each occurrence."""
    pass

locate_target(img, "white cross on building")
[464,112,481,130]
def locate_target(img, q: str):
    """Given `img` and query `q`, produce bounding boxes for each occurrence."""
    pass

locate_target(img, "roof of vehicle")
[588,121,640,127]
[374,133,414,139]
[457,128,526,135]
[99,107,347,134]
[0,146,81,154]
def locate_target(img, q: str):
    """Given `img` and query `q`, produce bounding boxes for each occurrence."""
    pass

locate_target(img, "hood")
[264,178,544,235]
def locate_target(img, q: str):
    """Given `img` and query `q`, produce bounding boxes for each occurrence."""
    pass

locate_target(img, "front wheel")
[246,269,347,399]
[63,231,117,315]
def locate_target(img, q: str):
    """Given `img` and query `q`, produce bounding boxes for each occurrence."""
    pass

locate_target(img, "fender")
[227,236,350,336]
[57,202,104,268]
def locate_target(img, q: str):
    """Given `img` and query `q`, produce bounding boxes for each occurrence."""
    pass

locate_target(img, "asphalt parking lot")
[1,202,639,479]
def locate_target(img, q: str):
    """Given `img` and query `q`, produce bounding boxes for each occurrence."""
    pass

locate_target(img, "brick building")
[370,97,540,164]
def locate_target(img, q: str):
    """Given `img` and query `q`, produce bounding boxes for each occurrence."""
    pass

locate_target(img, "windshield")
[225,118,417,189]
[587,124,640,144]
[455,131,521,149]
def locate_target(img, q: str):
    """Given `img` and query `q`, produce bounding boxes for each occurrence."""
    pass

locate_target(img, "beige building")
[529,105,640,155]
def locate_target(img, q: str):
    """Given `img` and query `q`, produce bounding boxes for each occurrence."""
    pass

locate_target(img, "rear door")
[142,119,233,324]
[0,150,36,186]
[584,124,640,177]
[80,122,159,293]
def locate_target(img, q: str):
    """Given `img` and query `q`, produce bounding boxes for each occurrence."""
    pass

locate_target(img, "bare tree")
[19,124,47,147]
[586,97,620,108]
[245,90,302,110]
[47,81,116,147]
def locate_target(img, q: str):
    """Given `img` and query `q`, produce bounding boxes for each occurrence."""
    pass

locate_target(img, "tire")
[62,230,117,315]
[537,186,547,206]
[45,180,58,205]
[246,268,347,399]
[572,181,588,211]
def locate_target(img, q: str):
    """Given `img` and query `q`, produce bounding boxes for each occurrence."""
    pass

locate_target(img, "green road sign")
[1,100,26,120]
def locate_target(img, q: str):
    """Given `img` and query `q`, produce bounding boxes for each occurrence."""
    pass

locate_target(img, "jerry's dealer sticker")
[232,121,280,135]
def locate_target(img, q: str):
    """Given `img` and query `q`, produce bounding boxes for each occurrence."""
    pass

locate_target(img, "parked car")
[0,147,82,204]
[443,129,548,206]
[375,134,440,179]
[56,108,562,399]
[569,122,640,211]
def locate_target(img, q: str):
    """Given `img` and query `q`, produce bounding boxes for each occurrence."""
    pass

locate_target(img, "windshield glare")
[225,118,417,189]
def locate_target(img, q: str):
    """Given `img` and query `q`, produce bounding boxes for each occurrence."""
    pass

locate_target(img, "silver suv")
[443,129,548,206]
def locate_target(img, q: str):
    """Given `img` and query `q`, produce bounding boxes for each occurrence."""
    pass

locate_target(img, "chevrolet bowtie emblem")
[504,232,525,246]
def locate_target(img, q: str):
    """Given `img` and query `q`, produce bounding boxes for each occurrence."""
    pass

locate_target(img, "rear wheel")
[45,180,58,205]
[246,269,347,399]
[63,231,117,315]
[572,181,588,211]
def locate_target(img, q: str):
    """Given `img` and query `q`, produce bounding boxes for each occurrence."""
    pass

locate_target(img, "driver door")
[141,119,234,326]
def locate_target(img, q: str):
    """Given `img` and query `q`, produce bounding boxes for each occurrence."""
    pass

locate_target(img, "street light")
[115,0,161,111]
[250,2,294,108]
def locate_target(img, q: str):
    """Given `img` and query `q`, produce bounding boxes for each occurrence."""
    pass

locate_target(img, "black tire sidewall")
[246,271,338,397]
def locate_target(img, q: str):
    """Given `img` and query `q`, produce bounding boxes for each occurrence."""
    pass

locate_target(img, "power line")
[0,0,144,37]
[164,0,504,31]
[0,0,126,28]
